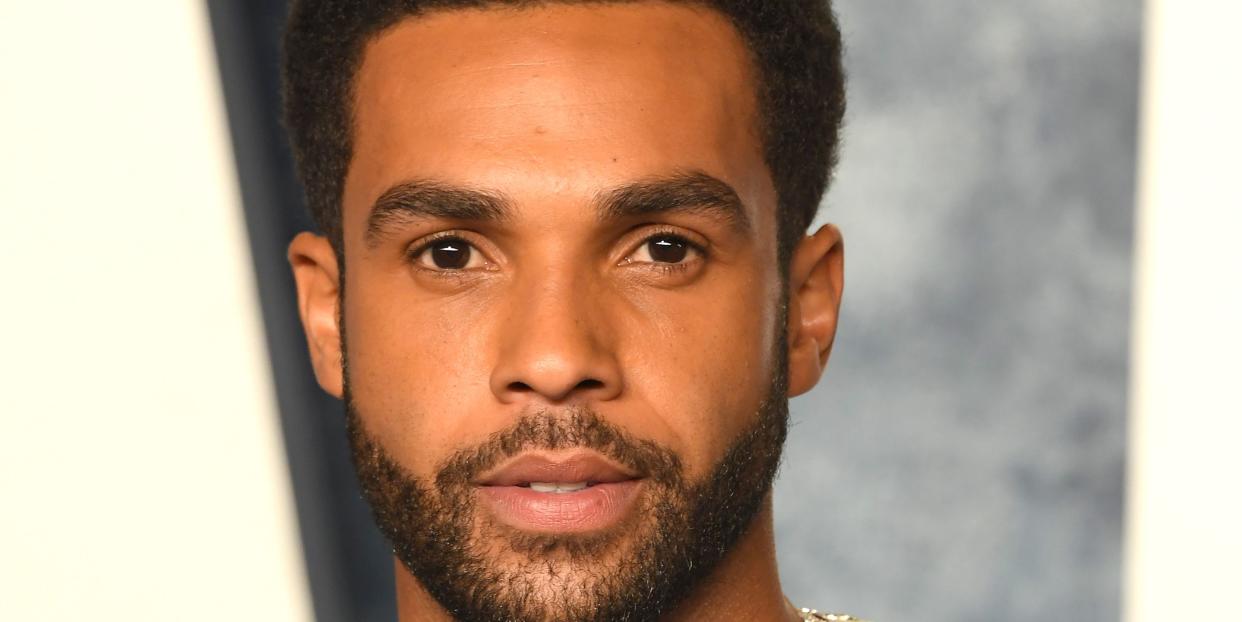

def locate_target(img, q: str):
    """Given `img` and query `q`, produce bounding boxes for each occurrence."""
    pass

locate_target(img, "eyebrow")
[365,181,513,248]
[595,171,751,233]
[364,170,750,247]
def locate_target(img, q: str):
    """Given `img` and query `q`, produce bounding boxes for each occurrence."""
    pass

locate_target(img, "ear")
[288,232,344,398]
[786,224,844,397]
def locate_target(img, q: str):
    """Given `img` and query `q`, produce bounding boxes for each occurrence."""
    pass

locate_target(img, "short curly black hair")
[282,0,845,263]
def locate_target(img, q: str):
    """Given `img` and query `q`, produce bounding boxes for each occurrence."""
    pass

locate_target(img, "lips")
[474,451,644,533]
[476,452,639,487]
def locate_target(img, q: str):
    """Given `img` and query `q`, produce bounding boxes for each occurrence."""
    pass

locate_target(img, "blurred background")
[781,1,1137,620]
[1,1,1237,621]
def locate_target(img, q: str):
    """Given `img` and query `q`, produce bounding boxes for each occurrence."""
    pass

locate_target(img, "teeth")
[529,481,589,493]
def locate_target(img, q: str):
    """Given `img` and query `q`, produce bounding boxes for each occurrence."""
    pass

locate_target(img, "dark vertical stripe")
[204,2,397,621]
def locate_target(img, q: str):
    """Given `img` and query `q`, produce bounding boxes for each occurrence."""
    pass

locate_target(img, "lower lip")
[476,481,643,533]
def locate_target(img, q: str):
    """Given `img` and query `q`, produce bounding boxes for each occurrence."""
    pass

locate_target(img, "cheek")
[619,270,782,479]
[343,273,503,477]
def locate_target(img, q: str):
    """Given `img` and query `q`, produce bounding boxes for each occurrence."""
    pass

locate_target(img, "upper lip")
[474,451,641,486]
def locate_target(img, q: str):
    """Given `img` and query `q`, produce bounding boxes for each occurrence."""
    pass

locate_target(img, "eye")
[412,236,486,270]
[629,234,701,264]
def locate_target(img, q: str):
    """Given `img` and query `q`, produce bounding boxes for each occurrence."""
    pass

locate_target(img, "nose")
[489,272,622,406]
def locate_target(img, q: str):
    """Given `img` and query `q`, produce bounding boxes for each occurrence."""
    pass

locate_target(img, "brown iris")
[647,235,689,263]
[429,238,471,269]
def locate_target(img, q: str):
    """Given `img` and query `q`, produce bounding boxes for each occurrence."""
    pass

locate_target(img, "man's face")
[327,3,799,620]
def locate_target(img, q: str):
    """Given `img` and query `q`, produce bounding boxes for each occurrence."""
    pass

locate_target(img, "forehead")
[344,2,769,228]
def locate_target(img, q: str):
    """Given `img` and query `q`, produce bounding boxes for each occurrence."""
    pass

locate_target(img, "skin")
[288,3,844,621]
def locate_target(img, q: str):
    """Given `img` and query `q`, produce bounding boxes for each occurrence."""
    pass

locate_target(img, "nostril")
[507,381,534,393]
[575,379,604,392]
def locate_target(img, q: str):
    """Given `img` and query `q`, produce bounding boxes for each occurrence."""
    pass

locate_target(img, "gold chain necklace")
[796,608,868,621]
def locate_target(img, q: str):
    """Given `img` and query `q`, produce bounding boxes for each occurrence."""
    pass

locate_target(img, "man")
[282,0,854,620]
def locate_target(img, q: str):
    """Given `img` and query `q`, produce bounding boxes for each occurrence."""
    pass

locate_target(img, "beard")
[343,327,790,622]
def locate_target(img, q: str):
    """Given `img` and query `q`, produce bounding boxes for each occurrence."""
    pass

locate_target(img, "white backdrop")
[0,2,309,619]
[1125,1,1242,620]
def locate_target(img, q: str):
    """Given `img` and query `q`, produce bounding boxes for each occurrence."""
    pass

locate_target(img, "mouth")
[473,451,645,533]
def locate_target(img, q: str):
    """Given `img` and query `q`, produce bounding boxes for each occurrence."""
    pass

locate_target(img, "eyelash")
[408,231,464,256]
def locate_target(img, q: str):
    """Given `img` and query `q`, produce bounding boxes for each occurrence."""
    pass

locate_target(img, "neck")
[394,493,797,621]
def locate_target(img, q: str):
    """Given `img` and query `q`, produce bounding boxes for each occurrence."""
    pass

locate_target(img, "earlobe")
[288,232,345,398]
[785,224,844,397]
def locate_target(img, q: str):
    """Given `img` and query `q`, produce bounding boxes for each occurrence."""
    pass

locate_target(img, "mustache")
[432,408,685,491]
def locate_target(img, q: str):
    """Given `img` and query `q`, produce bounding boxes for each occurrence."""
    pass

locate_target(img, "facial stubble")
[343,318,790,622]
